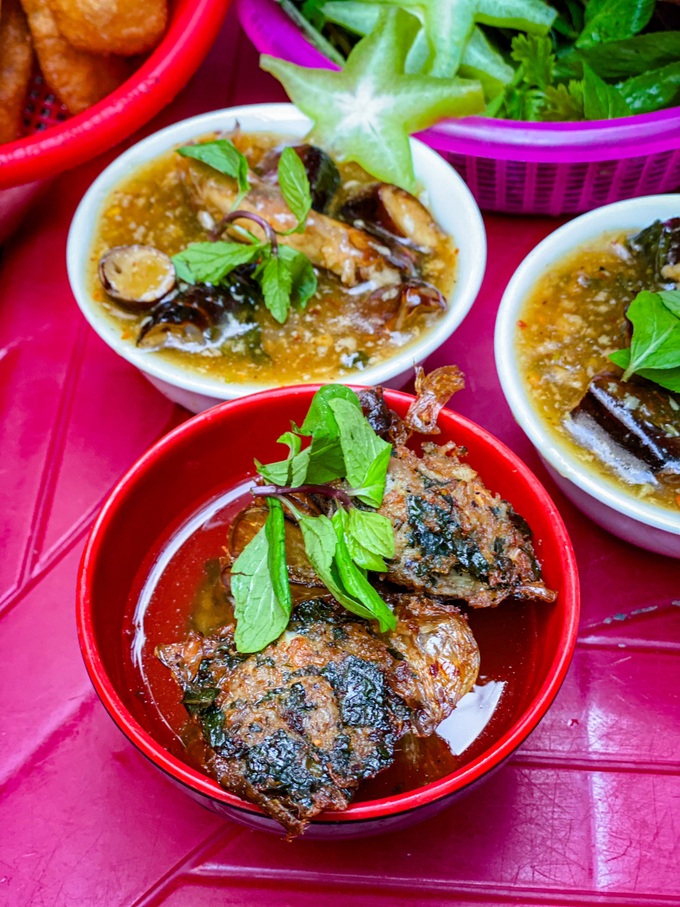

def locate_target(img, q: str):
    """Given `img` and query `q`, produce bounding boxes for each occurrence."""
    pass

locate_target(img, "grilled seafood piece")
[157,594,479,838]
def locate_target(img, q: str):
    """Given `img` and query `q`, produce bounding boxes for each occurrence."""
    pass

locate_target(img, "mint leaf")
[300,385,362,439]
[178,139,249,199]
[346,509,394,572]
[577,0,655,49]
[232,521,290,653]
[331,510,396,631]
[582,64,631,119]
[328,397,391,503]
[260,254,293,323]
[278,147,312,232]
[660,290,680,318]
[576,32,680,80]
[278,246,317,308]
[305,436,345,483]
[172,241,262,285]
[265,498,292,617]
[619,62,680,114]
[256,430,307,485]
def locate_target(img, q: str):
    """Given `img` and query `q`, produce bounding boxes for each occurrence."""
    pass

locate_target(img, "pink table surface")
[1,10,679,906]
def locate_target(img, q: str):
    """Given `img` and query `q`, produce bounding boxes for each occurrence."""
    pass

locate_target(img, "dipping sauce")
[89,131,458,385]
[516,229,680,511]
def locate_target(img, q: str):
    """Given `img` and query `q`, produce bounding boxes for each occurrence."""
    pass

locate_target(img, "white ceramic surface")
[495,194,680,558]
[68,103,486,412]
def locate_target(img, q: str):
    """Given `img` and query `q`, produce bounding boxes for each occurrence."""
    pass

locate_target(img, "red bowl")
[77,386,580,838]
[0,0,230,240]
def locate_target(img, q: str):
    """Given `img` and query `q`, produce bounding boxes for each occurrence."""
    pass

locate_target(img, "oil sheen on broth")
[515,230,679,511]
[124,492,536,802]
[89,132,457,385]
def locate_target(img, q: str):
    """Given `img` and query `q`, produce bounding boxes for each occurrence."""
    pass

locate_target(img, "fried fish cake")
[0,0,33,144]
[49,0,167,56]
[20,0,129,114]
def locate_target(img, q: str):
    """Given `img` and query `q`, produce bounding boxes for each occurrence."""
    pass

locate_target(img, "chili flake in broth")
[88,132,458,386]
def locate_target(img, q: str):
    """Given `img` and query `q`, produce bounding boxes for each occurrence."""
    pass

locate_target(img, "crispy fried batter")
[0,0,33,144]
[49,0,167,56]
[20,0,129,114]
[157,595,479,837]
[379,441,556,607]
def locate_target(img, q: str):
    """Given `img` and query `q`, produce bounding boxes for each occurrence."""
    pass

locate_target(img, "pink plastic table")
[1,10,679,906]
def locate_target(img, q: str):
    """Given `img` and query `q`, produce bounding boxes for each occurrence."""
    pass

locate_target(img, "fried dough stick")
[20,0,128,114]
[0,0,33,144]
[49,0,167,56]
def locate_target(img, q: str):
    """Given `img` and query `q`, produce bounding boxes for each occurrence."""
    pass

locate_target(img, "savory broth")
[89,131,457,385]
[123,488,540,802]
[516,230,680,511]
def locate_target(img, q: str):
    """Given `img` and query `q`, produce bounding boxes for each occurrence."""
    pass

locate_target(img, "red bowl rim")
[0,0,231,191]
[77,385,580,824]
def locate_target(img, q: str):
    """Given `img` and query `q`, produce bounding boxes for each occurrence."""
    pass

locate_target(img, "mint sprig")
[231,386,398,652]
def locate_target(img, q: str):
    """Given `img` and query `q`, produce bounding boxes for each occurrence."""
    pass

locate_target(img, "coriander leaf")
[262,9,484,193]
[350,444,392,508]
[582,64,632,119]
[278,147,312,231]
[576,32,680,80]
[300,384,362,439]
[278,246,317,308]
[260,254,293,323]
[265,498,292,617]
[619,62,680,115]
[609,348,680,392]
[346,508,394,571]
[178,139,249,199]
[660,290,680,318]
[576,0,655,49]
[612,291,680,381]
[172,241,263,285]
[331,510,396,631]
[232,523,289,653]
[542,82,585,121]
[511,34,554,89]
[298,514,375,620]
[328,397,391,500]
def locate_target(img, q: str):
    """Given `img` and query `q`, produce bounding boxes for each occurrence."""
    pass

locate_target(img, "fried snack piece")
[49,0,167,56]
[0,0,33,144]
[20,0,129,114]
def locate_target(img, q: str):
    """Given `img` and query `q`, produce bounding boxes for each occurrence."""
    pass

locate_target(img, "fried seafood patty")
[379,441,556,607]
[157,595,479,837]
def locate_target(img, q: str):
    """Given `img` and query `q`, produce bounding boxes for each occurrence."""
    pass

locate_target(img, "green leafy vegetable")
[346,508,395,571]
[618,62,680,115]
[609,290,680,384]
[261,8,484,192]
[171,241,263,285]
[582,64,631,119]
[277,147,312,232]
[328,397,392,505]
[575,32,680,80]
[231,505,291,653]
[576,0,655,49]
[278,245,317,309]
[300,384,362,439]
[260,254,293,324]
[178,139,249,206]
[265,498,293,618]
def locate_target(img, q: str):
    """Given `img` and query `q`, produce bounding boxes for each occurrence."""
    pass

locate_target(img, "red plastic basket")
[238,0,680,216]
[0,0,230,241]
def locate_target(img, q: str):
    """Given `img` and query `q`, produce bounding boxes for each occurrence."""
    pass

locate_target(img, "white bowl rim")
[67,102,486,399]
[495,193,680,537]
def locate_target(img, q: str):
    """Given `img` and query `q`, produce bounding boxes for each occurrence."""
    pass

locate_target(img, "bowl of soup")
[67,103,486,412]
[77,381,579,839]
[495,195,680,558]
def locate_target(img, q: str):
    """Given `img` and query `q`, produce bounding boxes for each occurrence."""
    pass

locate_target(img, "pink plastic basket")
[238,0,680,216]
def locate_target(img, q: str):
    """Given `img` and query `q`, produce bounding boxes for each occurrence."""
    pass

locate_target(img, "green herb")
[233,385,400,651]
[278,245,317,308]
[609,290,680,388]
[618,62,680,115]
[178,139,250,207]
[231,501,292,653]
[262,8,485,192]
[277,147,312,233]
[171,241,263,285]
[575,32,680,80]
[582,64,631,120]
[260,255,293,324]
[576,0,655,49]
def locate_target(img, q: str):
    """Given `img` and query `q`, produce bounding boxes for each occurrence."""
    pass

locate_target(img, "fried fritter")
[379,441,556,607]
[0,0,33,144]
[49,0,167,56]
[157,594,479,837]
[20,0,129,114]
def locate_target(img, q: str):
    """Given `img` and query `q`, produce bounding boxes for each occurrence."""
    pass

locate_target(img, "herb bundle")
[610,289,680,392]
[231,385,399,653]
[171,140,317,323]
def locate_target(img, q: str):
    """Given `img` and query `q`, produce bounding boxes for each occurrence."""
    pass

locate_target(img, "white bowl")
[495,194,680,558]
[67,103,486,413]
